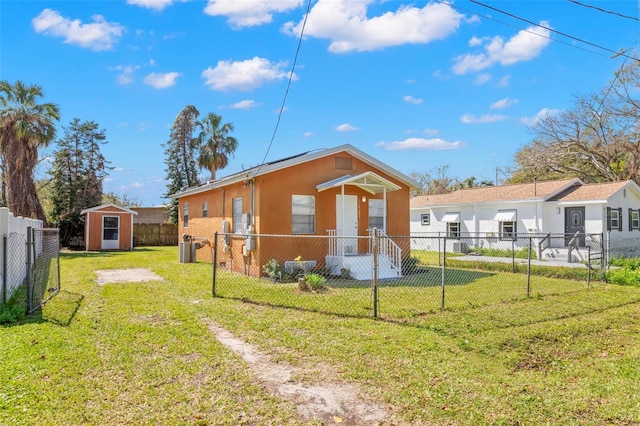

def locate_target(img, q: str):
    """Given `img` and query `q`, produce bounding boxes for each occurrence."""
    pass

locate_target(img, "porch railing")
[367,228,402,275]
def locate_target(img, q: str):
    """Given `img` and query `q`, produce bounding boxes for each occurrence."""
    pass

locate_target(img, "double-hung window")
[183,202,189,228]
[495,210,517,240]
[292,195,315,234]
[202,202,208,218]
[232,197,243,233]
[368,199,386,232]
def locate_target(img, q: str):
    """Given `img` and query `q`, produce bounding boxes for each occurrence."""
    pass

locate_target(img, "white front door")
[336,194,358,255]
[101,216,120,250]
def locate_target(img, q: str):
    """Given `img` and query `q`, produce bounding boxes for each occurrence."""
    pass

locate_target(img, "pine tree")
[163,105,201,224]
[49,118,110,246]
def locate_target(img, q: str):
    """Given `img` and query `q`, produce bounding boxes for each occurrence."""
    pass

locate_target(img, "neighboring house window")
[607,207,622,231]
[442,212,460,238]
[202,202,208,218]
[233,197,243,233]
[292,195,315,234]
[495,210,517,240]
[183,202,189,228]
[629,208,640,231]
[499,221,517,240]
[447,222,460,239]
[368,199,385,232]
[421,214,430,226]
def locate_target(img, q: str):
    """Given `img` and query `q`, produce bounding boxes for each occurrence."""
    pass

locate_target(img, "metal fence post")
[587,245,591,288]
[512,238,516,273]
[212,231,218,298]
[526,237,532,297]
[25,226,33,313]
[441,236,446,309]
[2,234,6,305]
[372,228,379,318]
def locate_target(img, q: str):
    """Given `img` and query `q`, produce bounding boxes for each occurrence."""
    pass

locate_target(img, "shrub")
[0,302,26,325]
[607,268,640,286]
[262,259,283,281]
[304,273,326,291]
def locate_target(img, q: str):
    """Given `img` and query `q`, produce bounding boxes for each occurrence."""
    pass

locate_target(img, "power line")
[251,0,312,178]
[468,0,639,62]
[567,0,640,22]
[437,0,614,60]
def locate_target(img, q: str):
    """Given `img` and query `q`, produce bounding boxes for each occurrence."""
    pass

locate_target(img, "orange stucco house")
[171,144,419,279]
[80,204,138,251]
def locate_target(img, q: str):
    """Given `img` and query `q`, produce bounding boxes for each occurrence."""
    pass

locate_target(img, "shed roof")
[80,204,139,215]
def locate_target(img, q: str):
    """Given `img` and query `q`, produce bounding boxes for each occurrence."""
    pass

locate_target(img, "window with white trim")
[499,221,517,240]
[202,202,208,218]
[610,209,620,230]
[292,195,315,234]
[232,197,243,233]
[447,222,460,239]
[368,199,385,232]
[631,209,639,230]
[421,214,430,226]
[183,202,189,228]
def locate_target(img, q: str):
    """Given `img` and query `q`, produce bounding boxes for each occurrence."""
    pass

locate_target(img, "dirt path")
[204,320,394,425]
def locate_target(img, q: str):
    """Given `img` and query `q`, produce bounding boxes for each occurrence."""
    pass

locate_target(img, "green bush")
[304,273,326,291]
[472,247,531,259]
[0,302,26,325]
[607,268,640,286]
[262,259,283,281]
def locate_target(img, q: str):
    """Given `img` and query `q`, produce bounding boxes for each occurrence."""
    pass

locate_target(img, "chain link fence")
[2,227,60,314]
[210,231,605,321]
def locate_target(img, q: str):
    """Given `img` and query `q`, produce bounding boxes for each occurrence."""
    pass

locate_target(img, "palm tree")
[0,80,60,222]
[196,112,238,180]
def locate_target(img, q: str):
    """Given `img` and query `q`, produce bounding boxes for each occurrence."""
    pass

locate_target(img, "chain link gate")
[1,227,60,314]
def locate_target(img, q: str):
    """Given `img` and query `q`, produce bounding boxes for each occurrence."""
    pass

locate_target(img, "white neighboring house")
[410,178,640,259]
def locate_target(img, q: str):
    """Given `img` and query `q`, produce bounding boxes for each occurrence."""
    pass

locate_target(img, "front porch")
[325,229,402,280]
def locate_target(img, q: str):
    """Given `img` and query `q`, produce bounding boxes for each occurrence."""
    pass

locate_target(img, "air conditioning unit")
[453,242,469,253]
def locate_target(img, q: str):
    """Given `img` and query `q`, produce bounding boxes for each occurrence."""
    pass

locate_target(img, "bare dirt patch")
[204,319,394,425]
[94,268,163,286]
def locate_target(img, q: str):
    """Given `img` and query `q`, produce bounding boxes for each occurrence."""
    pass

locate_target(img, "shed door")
[102,216,120,250]
[564,207,585,246]
[336,194,358,255]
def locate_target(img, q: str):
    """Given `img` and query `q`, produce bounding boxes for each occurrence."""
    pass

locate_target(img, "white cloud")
[497,75,511,87]
[283,0,463,53]
[403,95,423,105]
[335,123,359,132]
[130,182,145,188]
[127,0,176,11]
[490,97,518,109]
[475,73,490,85]
[32,9,124,51]
[303,131,313,137]
[520,108,561,126]
[423,128,439,135]
[205,0,301,28]
[452,21,552,74]
[376,137,465,151]
[110,65,140,85]
[468,35,485,47]
[143,72,180,88]
[202,56,295,91]
[460,113,507,124]
[231,99,257,110]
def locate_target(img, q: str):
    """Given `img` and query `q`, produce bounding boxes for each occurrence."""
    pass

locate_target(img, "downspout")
[250,178,255,230]
[383,187,387,232]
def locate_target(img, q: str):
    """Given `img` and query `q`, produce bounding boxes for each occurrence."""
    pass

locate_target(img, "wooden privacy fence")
[133,223,178,246]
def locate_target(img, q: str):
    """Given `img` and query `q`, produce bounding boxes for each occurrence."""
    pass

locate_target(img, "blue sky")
[2,0,639,206]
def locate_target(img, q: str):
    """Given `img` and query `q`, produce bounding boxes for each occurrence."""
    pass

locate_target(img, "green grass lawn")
[1,246,639,425]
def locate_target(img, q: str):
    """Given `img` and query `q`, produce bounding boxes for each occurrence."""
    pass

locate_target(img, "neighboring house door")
[564,206,585,246]
[102,216,120,250]
[336,194,358,255]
